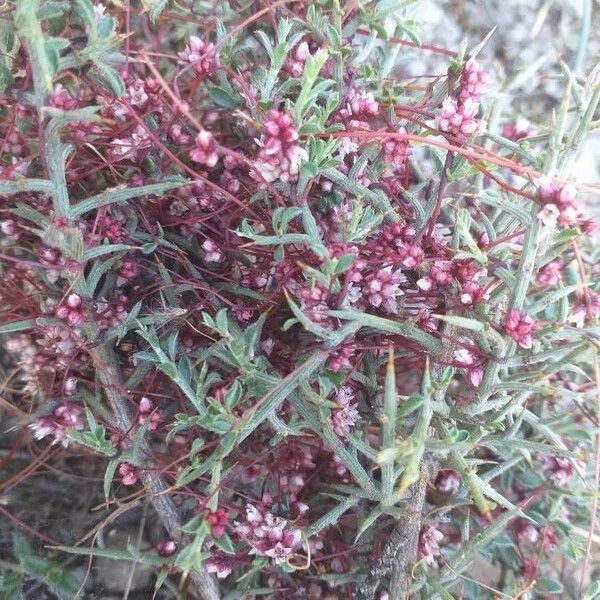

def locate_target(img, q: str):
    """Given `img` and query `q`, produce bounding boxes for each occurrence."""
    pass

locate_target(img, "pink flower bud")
[504,309,538,349]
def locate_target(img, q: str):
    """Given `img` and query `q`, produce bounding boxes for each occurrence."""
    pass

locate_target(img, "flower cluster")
[537,176,585,228]
[284,41,311,77]
[331,386,360,435]
[234,504,302,565]
[436,59,488,142]
[504,309,538,349]
[190,130,219,167]
[361,266,406,314]
[178,36,218,78]
[254,110,307,182]
[418,525,444,566]
[55,294,87,327]
[435,97,480,142]
[29,405,84,447]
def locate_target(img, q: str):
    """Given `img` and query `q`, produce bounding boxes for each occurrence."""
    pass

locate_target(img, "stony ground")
[418,0,600,189]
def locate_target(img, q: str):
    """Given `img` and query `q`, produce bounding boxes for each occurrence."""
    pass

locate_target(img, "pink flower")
[514,519,539,543]
[138,397,162,431]
[284,41,311,77]
[29,405,84,447]
[435,97,481,142]
[178,36,218,77]
[363,266,405,314]
[0,219,20,240]
[206,554,233,579]
[373,224,424,268]
[537,203,560,227]
[202,239,224,263]
[254,110,307,183]
[418,525,444,566]
[50,83,78,110]
[156,539,177,557]
[328,342,356,372]
[383,130,411,172]
[536,176,583,228]
[435,470,461,495]
[70,120,102,142]
[110,126,151,162]
[504,309,538,349]
[169,123,191,145]
[234,504,302,564]
[570,290,600,328]
[522,557,538,580]
[502,117,533,141]
[117,259,139,286]
[206,507,229,538]
[298,283,330,324]
[540,455,574,487]
[459,59,488,103]
[332,386,360,435]
[417,262,453,291]
[541,526,559,554]
[127,79,149,108]
[100,215,125,242]
[454,342,484,387]
[343,89,379,118]
[119,462,139,486]
[96,294,128,329]
[536,260,563,289]
[190,130,219,168]
[56,294,87,326]
[63,377,78,395]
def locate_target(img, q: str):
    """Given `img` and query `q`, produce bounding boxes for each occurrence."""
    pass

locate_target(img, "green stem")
[382,346,397,504]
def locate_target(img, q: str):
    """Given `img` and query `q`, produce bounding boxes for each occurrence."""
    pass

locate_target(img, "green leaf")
[84,254,122,295]
[432,314,485,332]
[436,508,522,585]
[355,505,383,542]
[232,352,328,444]
[293,48,329,121]
[37,1,70,21]
[322,168,399,223]
[213,532,236,554]
[284,291,332,339]
[328,310,442,355]
[73,0,95,30]
[82,244,135,261]
[528,283,584,315]
[72,180,186,217]
[0,319,35,334]
[69,418,116,456]
[206,85,241,109]
[1,178,54,196]
[46,105,101,127]
[539,577,563,594]
[53,544,167,566]
[381,347,397,502]
[142,0,167,24]
[582,581,600,600]
[104,458,119,500]
[305,496,359,536]
[92,60,125,96]
[397,394,424,419]
[0,571,24,599]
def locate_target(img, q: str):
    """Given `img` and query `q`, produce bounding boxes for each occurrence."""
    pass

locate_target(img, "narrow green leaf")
[0,319,35,334]
[329,310,442,355]
[305,496,358,536]
[72,180,186,217]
